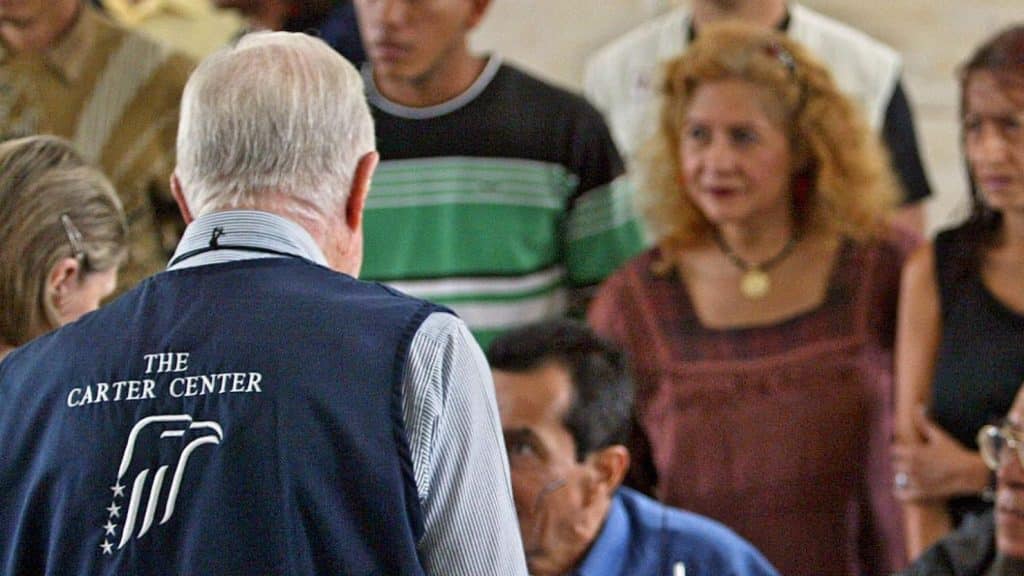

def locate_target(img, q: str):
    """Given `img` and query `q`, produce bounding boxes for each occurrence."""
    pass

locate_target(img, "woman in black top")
[893,25,1024,560]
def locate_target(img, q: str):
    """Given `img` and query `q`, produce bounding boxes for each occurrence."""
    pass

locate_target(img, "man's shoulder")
[489,63,623,183]
[583,8,686,107]
[617,487,777,575]
[901,510,995,575]
[406,310,471,352]
[493,62,606,122]
[91,8,195,90]
[167,258,436,305]
[788,3,900,65]
[581,8,687,154]
[618,487,735,541]
[586,7,688,78]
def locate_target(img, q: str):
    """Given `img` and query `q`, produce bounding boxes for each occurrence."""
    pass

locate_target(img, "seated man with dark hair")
[488,319,778,576]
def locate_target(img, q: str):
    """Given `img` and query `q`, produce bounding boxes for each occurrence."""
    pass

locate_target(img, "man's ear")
[170,173,195,225]
[346,150,378,232]
[466,0,492,30]
[587,445,630,498]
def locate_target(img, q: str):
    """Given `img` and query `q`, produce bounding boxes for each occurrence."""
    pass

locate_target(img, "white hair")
[176,32,375,220]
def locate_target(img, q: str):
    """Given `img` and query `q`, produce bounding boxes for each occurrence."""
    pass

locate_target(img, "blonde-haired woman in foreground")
[0,136,127,361]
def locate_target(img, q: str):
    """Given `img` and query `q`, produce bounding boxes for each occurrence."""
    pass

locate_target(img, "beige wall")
[472,1,1023,235]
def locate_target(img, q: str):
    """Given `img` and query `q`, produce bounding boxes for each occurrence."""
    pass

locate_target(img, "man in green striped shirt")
[353,0,644,346]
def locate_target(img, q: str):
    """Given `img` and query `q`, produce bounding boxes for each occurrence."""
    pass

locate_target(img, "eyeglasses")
[60,213,86,262]
[977,422,1024,471]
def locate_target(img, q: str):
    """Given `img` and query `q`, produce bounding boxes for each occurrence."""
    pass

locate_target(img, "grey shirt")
[901,509,1024,576]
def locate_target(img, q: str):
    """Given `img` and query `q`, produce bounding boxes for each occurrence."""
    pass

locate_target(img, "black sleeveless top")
[930,226,1024,524]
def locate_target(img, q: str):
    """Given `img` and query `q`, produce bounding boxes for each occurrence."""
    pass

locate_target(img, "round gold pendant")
[740,269,771,300]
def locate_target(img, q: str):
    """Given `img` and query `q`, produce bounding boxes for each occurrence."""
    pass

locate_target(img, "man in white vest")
[584,0,932,235]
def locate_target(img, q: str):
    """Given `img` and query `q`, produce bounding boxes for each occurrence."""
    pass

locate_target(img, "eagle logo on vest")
[99,415,223,556]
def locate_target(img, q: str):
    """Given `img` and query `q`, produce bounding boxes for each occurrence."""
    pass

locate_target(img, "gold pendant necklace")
[713,232,799,301]
[739,268,771,299]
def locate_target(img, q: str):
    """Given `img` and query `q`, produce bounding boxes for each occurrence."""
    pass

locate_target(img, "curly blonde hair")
[637,23,899,256]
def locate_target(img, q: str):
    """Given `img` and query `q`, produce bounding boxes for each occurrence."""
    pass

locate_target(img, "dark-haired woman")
[893,24,1024,559]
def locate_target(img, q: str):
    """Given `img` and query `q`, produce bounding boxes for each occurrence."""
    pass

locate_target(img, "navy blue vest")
[0,257,445,575]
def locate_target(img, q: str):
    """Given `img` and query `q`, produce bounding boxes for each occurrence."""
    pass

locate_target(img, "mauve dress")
[589,238,908,576]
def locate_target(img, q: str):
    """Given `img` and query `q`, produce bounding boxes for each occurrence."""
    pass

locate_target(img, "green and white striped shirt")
[362,56,645,347]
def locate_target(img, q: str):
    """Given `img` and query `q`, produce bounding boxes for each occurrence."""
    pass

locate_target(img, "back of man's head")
[176,32,374,222]
[487,319,633,460]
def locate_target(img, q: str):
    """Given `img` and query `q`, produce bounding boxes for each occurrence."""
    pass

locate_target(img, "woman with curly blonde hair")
[589,23,911,575]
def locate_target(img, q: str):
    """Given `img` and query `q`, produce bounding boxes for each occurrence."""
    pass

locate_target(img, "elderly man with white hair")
[0,32,527,576]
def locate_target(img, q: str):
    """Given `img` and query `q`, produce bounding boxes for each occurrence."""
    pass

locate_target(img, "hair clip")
[763,42,797,75]
[60,213,86,261]
[762,42,805,110]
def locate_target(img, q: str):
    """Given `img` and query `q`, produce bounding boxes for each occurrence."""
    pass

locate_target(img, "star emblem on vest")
[99,414,224,556]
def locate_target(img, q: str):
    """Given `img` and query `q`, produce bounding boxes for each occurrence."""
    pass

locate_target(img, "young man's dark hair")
[487,318,632,460]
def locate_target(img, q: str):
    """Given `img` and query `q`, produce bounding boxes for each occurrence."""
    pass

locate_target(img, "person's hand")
[891,407,990,502]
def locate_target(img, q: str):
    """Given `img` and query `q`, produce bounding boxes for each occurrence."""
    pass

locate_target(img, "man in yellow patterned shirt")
[0,0,193,290]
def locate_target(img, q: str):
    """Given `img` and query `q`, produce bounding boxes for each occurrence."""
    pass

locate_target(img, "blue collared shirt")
[576,487,779,576]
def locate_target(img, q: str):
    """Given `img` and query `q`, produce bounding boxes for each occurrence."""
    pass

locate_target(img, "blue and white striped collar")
[167,210,328,270]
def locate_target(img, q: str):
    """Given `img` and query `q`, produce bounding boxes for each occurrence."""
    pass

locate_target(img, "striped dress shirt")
[168,210,528,575]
